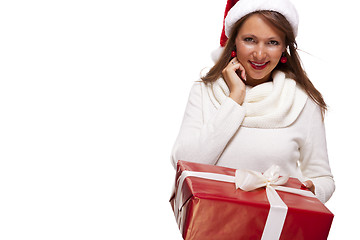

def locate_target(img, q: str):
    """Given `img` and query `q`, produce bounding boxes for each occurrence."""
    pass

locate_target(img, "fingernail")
[301,182,307,189]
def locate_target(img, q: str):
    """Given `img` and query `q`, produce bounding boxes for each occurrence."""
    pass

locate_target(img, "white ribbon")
[174,165,315,240]
[236,165,291,240]
[174,170,236,226]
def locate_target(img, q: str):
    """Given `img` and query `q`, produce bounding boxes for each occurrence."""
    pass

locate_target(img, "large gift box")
[170,160,334,240]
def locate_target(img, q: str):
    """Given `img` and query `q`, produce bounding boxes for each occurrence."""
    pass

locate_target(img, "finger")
[230,58,246,81]
[238,65,247,81]
[229,59,238,66]
[230,57,238,65]
[301,180,315,194]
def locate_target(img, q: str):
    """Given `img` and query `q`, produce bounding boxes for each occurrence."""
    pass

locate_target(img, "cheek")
[269,49,284,60]
[236,44,254,59]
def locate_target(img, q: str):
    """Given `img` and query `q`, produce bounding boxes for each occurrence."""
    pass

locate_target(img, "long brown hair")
[202,11,327,117]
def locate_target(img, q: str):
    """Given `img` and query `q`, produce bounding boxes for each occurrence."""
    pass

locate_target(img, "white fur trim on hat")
[225,0,299,37]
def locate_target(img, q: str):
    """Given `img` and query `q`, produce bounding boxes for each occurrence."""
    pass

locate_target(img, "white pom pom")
[211,47,225,63]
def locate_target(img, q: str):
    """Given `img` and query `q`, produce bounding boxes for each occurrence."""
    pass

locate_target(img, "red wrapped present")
[169,160,334,240]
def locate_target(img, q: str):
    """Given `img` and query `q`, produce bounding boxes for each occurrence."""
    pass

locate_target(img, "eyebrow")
[241,34,282,40]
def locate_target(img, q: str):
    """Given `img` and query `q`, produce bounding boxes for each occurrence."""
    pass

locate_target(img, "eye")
[244,37,255,42]
[269,40,280,45]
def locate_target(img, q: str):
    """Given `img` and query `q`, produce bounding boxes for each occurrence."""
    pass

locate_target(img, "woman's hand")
[222,57,247,105]
[301,180,315,194]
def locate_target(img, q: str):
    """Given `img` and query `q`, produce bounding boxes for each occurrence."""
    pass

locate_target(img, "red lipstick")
[249,61,269,70]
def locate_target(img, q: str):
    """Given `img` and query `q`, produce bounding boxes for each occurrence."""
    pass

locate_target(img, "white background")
[0,0,358,239]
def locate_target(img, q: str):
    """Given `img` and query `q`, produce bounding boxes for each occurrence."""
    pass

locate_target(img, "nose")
[253,44,267,61]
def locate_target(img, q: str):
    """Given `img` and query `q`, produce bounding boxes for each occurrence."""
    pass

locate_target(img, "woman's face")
[235,14,286,86]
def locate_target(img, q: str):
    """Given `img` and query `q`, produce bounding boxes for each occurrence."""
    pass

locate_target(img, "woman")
[171,0,335,203]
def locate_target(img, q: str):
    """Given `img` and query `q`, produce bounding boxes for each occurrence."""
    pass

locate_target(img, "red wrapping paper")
[170,160,334,240]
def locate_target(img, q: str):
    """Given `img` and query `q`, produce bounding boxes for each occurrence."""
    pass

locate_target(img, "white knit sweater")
[171,71,335,203]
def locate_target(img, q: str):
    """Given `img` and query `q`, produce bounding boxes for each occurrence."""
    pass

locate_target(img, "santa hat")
[212,0,299,61]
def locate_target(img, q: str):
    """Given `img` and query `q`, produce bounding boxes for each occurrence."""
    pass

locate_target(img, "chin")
[245,66,272,80]
[246,70,273,85]
[251,75,267,80]
[248,73,270,81]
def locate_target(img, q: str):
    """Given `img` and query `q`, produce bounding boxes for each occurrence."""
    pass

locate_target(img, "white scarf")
[207,71,308,128]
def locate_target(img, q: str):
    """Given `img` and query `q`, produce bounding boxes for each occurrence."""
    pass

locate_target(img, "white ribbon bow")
[235,165,289,191]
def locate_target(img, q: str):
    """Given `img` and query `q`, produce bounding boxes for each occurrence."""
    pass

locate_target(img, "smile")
[249,61,269,70]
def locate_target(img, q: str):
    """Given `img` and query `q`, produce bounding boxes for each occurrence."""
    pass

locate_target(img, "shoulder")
[298,97,323,124]
[188,80,205,97]
[191,80,205,89]
[184,80,209,106]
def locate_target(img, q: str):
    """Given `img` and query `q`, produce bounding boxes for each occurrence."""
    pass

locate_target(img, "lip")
[249,61,269,70]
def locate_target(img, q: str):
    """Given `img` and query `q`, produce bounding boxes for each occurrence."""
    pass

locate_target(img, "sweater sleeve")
[171,81,246,168]
[299,101,335,203]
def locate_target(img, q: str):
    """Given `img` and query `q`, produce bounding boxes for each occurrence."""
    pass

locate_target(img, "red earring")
[231,50,236,57]
[280,54,288,63]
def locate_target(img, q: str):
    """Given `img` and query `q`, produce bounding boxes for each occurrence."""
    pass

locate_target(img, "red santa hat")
[213,0,299,61]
